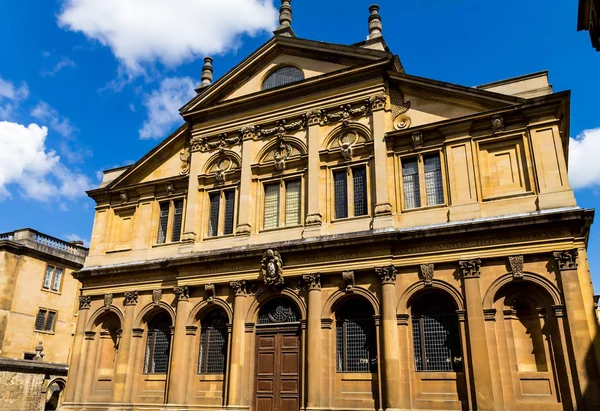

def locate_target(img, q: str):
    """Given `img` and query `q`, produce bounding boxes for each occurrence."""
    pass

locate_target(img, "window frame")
[398,150,448,212]
[34,308,58,334]
[330,162,371,221]
[261,65,305,91]
[155,197,186,245]
[205,187,238,238]
[41,264,64,293]
[335,301,377,373]
[259,174,304,231]
[143,314,173,375]
[197,309,229,375]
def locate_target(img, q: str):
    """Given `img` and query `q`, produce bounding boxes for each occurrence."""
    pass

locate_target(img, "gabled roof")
[180,35,398,115]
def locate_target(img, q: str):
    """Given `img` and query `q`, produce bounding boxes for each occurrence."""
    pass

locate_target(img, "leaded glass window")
[198,309,228,374]
[424,154,444,206]
[258,299,300,324]
[144,312,172,374]
[208,190,237,236]
[43,266,53,289]
[223,190,235,235]
[171,199,184,242]
[157,202,169,243]
[263,183,280,229]
[353,166,367,216]
[336,299,377,372]
[43,265,63,292]
[34,309,57,332]
[208,192,221,237]
[402,158,421,209]
[262,66,304,90]
[285,179,301,226]
[412,294,462,372]
[333,170,348,219]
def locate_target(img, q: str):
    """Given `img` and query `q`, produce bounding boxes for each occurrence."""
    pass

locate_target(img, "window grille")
[333,170,348,219]
[263,183,280,229]
[34,309,56,332]
[336,301,377,372]
[223,190,235,235]
[157,202,169,243]
[35,310,47,331]
[198,310,228,374]
[208,193,220,237]
[258,299,300,324]
[402,158,421,209]
[45,311,56,332]
[285,179,301,226]
[144,313,172,374]
[412,296,462,372]
[43,266,53,289]
[262,66,304,90]
[171,199,184,242]
[51,268,63,291]
[353,167,368,216]
[424,155,444,206]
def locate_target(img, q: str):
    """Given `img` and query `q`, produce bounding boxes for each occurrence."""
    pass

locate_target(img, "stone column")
[167,286,192,405]
[127,328,145,402]
[376,265,401,410]
[113,291,138,402]
[180,134,202,249]
[80,330,99,402]
[304,111,322,236]
[553,249,600,408]
[65,296,91,403]
[459,259,495,410]
[235,127,255,237]
[303,274,322,409]
[228,280,248,406]
[371,95,393,229]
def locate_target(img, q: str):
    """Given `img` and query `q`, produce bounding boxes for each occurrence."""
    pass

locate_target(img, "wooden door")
[254,330,300,411]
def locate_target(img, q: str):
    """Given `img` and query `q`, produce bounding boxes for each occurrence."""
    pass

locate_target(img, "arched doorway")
[254,297,301,411]
[44,380,65,411]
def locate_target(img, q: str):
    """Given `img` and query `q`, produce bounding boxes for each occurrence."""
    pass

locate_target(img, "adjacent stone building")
[63,3,600,411]
[0,228,88,410]
[578,0,600,50]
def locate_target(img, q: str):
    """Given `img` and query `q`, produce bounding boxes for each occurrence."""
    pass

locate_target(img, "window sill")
[143,373,167,381]
[204,233,235,241]
[401,203,448,213]
[195,374,224,380]
[331,215,370,223]
[152,241,181,248]
[335,372,377,379]
[106,247,132,254]
[34,330,55,335]
[259,224,303,233]
[41,288,62,295]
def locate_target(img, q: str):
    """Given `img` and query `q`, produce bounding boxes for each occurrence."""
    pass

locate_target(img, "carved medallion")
[419,263,434,286]
[205,283,215,303]
[152,289,162,306]
[491,114,504,134]
[508,255,524,279]
[411,131,423,149]
[104,293,113,310]
[261,249,284,287]
[342,271,355,293]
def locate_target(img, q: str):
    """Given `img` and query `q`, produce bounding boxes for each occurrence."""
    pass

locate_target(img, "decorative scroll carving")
[305,213,322,226]
[205,284,215,303]
[419,263,434,286]
[79,295,91,310]
[152,289,162,306]
[391,87,411,130]
[230,280,247,296]
[179,147,191,175]
[305,110,323,126]
[103,293,113,310]
[411,131,423,149]
[459,259,482,279]
[124,291,138,306]
[508,255,524,279]
[369,93,387,111]
[240,125,257,140]
[191,132,242,152]
[376,265,397,284]
[174,286,190,301]
[491,114,504,133]
[553,249,578,270]
[302,273,321,290]
[261,249,284,287]
[342,270,355,293]
[257,118,306,139]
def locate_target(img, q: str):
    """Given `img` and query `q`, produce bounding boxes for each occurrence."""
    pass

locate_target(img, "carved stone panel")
[174,286,190,301]
[508,255,524,279]
[79,295,91,310]
[342,271,355,293]
[459,259,482,279]
[376,265,397,284]
[124,291,139,306]
[261,249,284,287]
[553,249,579,270]
[152,289,162,306]
[302,273,321,290]
[419,263,434,286]
[103,293,113,310]
[205,284,215,303]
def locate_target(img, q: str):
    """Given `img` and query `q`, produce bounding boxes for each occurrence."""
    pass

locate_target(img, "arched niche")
[255,136,307,166]
[85,305,125,332]
[187,298,233,326]
[134,301,176,329]
[323,122,372,151]
[200,150,242,182]
[482,272,562,310]
[397,279,464,315]
[322,286,380,319]
[245,288,307,324]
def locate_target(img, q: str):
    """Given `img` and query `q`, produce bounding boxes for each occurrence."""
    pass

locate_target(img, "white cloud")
[57,0,278,73]
[64,233,90,247]
[139,76,195,139]
[0,121,92,201]
[31,101,77,138]
[41,57,77,77]
[0,77,29,120]
[569,128,600,190]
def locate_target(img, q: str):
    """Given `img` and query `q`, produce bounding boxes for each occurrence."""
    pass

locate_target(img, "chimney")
[200,57,214,87]
[368,4,382,39]
[274,0,295,37]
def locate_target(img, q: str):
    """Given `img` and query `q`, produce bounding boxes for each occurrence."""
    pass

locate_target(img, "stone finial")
[33,341,44,361]
[278,0,292,29]
[200,57,214,87]
[368,4,383,39]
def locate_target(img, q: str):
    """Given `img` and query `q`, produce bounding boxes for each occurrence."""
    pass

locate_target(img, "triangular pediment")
[180,36,395,115]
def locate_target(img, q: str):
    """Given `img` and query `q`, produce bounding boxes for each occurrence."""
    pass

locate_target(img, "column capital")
[342,270,355,293]
[124,291,139,306]
[230,280,247,296]
[396,313,409,326]
[84,331,96,340]
[79,295,91,310]
[369,93,387,111]
[376,265,397,284]
[205,284,216,302]
[419,263,434,286]
[553,249,579,270]
[305,110,323,126]
[483,308,497,322]
[186,325,198,336]
[132,328,144,338]
[174,285,190,301]
[320,318,333,329]
[302,273,321,290]
[459,258,482,279]
[552,304,567,318]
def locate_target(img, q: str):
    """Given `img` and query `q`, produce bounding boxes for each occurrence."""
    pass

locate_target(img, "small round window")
[262,66,304,90]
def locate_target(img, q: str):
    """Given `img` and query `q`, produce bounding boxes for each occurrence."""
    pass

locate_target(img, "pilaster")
[371,95,393,229]
[303,273,322,409]
[304,111,323,237]
[228,280,248,406]
[459,259,495,411]
[167,286,192,404]
[113,292,137,402]
[64,299,90,403]
[235,130,255,237]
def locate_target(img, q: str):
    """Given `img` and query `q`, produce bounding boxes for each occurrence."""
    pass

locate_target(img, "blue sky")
[1,1,599,287]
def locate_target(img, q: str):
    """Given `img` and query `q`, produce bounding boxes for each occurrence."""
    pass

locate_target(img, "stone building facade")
[578,0,600,50]
[0,228,88,410]
[63,3,600,411]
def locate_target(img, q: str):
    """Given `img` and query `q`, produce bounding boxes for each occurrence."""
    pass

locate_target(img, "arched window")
[336,298,377,372]
[262,66,304,90]
[198,309,229,374]
[258,298,300,324]
[411,293,462,372]
[144,312,172,374]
